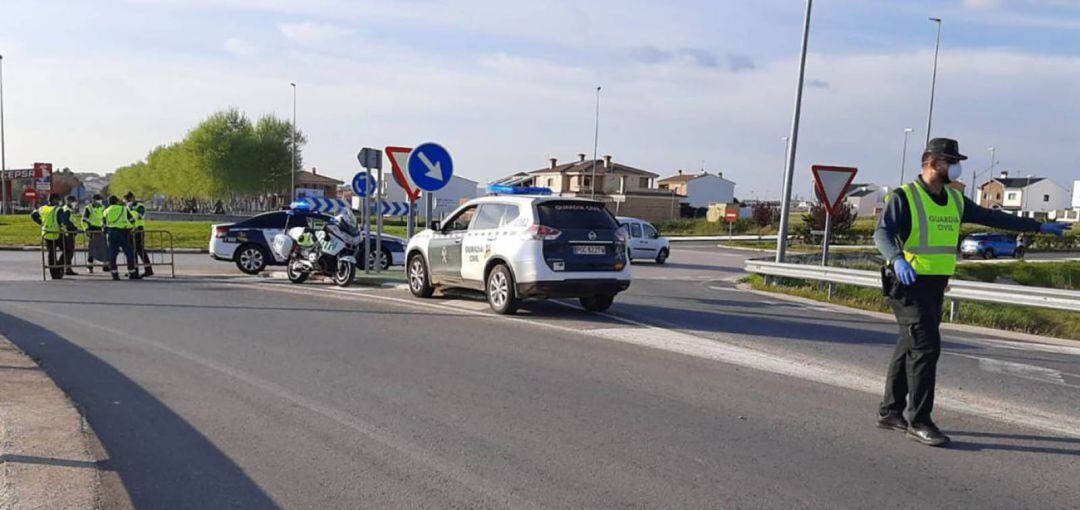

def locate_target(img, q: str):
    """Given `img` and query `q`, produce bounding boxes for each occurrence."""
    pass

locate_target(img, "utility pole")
[1,54,7,215]
[591,86,601,199]
[775,0,813,263]
[899,128,914,186]
[290,82,297,203]
[925,18,942,147]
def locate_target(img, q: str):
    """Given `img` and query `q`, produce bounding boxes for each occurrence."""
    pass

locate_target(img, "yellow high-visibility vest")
[38,205,61,240]
[104,205,133,229]
[902,181,964,276]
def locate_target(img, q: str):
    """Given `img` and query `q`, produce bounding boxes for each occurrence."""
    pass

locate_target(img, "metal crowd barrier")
[41,229,176,281]
[745,259,1080,313]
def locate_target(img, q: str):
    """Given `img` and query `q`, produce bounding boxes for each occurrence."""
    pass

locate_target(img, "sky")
[2,0,1080,200]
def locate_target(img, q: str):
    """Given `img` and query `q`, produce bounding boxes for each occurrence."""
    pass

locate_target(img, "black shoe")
[143,267,154,277]
[65,270,78,276]
[907,422,950,447]
[876,412,909,432]
[87,266,94,273]
[129,273,142,280]
[112,273,120,281]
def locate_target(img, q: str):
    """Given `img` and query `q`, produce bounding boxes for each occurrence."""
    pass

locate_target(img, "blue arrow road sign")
[352,171,372,198]
[370,200,409,216]
[407,142,453,192]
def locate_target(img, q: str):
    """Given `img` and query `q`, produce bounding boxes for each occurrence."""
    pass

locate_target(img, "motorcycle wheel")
[287,258,309,284]
[333,259,356,287]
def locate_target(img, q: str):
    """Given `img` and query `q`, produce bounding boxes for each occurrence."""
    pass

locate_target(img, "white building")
[379,172,479,218]
[1072,180,1080,210]
[657,171,736,209]
[844,183,887,217]
[977,172,1071,213]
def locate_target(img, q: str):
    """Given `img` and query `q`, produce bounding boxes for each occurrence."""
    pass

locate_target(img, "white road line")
[1,302,542,510]
[948,352,1079,389]
[246,281,1080,439]
[961,337,1080,358]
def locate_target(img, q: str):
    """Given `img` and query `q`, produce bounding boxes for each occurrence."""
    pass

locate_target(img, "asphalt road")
[0,246,1077,508]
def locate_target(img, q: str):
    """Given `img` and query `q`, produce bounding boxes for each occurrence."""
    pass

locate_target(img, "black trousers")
[879,276,949,425]
[86,226,103,265]
[107,228,137,275]
[44,238,63,279]
[62,232,77,269]
[132,228,153,269]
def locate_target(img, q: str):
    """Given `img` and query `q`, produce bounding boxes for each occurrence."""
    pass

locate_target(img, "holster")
[881,265,907,301]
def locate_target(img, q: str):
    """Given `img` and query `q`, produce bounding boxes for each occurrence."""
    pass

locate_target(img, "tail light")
[214,226,229,238]
[524,224,562,241]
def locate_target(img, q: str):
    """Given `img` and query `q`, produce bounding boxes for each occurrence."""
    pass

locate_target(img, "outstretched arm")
[961,196,1041,232]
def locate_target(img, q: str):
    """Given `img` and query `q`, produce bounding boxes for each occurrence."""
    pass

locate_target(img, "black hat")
[925,138,968,161]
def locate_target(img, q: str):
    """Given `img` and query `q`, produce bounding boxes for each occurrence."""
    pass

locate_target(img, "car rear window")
[537,201,618,230]
[236,212,287,228]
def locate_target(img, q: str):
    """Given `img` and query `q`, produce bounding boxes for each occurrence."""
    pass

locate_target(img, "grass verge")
[745,273,1080,340]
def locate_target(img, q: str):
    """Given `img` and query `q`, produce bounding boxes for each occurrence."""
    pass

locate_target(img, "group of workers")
[31,192,153,281]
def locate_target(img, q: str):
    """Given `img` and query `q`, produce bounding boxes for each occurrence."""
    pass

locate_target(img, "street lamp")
[591,85,601,199]
[899,128,914,186]
[925,17,942,147]
[975,145,997,201]
[1,54,7,215]
[290,82,296,202]
[776,0,813,263]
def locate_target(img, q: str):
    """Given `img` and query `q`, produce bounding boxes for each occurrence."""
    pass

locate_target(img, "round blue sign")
[407,142,453,192]
[352,172,372,198]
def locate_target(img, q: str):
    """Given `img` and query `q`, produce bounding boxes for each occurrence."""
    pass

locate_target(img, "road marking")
[241,280,1080,439]
[2,302,542,510]
[962,337,1080,358]
[948,352,1079,389]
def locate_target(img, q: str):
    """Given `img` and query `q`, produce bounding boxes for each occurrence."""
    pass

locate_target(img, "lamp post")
[899,128,914,186]
[290,82,296,203]
[591,85,601,199]
[976,145,996,201]
[1,54,7,215]
[775,0,813,263]
[925,17,942,147]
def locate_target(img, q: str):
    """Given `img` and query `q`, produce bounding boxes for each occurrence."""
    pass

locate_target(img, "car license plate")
[573,245,605,255]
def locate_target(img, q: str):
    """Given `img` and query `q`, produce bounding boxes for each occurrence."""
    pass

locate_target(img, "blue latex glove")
[893,258,917,286]
[1039,222,1072,238]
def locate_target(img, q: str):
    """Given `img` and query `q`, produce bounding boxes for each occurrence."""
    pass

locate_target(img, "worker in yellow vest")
[124,192,153,277]
[874,138,1071,447]
[82,194,106,272]
[30,193,65,279]
[103,195,141,281]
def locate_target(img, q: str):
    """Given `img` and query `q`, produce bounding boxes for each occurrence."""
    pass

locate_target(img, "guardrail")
[41,229,175,281]
[745,259,1080,313]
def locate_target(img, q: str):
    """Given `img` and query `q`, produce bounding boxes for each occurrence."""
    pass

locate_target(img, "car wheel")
[983,249,995,260]
[408,253,435,298]
[486,264,519,315]
[235,244,268,274]
[367,247,391,271]
[655,248,669,264]
[580,294,615,312]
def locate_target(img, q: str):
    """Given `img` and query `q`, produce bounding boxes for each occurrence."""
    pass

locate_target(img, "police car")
[405,187,631,314]
[210,210,406,274]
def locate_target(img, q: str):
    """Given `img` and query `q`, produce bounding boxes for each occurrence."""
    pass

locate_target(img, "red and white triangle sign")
[386,146,419,203]
[811,165,858,215]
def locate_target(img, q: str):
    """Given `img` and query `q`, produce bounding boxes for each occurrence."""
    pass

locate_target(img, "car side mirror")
[652,230,661,239]
[429,220,441,231]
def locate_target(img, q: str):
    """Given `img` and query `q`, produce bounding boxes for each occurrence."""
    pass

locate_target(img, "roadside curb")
[266,270,407,289]
[738,283,1079,346]
[0,334,117,508]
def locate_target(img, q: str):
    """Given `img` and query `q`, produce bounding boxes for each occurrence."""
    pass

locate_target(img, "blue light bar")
[488,185,553,196]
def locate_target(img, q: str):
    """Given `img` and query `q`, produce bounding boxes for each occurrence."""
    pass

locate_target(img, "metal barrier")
[745,259,1080,313]
[41,229,175,281]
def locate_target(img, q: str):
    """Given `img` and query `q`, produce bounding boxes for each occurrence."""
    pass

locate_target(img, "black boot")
[112,272,120,281]
[907,422,950,447]
[143,267,154,277]
[876,412,909,432]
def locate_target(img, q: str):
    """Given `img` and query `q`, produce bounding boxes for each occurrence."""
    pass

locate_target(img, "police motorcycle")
[271,201,361,287]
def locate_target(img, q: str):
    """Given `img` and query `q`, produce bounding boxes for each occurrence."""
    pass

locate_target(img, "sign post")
[810,165,858,267]
[357,148,383,273]
[725,208,738,239]
[407,142,453,234]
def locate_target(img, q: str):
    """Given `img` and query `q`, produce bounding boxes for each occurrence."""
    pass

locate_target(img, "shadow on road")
[0,310,281,509]
[944,430,1080,456]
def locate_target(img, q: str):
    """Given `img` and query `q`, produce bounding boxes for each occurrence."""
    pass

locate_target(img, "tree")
[108,108,305,201]
[751,202,779,236]
[801,202,858,244]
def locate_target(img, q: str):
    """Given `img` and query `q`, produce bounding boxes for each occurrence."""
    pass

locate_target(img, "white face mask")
[947,163,963,182]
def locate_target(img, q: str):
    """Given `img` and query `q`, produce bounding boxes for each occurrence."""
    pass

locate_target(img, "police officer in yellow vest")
[874,138,1071,447]
[83,194,106,272]
[103,195,141,281]
[124,191,153,277]
[30,193,65,279]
